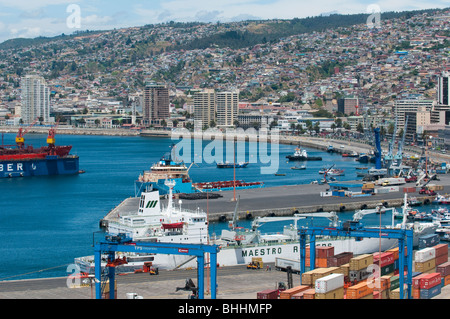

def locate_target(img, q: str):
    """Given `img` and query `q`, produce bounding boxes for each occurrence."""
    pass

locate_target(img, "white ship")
[74,183,435,274]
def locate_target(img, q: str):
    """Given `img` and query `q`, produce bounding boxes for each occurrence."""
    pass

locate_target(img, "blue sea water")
[0,133,441,281]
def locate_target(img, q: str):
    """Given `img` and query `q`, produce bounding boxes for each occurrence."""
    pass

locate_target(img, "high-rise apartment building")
[337,96,359,115]
[216,90,239,127]
[438,72,450,106]
[143,84,169,126]
[194,89,216,128]
[193,89,239,128]
[20,75,50,124]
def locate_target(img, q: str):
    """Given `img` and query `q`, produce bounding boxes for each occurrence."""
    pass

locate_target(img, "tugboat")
[0,124,80,178]
[286,146,322,161]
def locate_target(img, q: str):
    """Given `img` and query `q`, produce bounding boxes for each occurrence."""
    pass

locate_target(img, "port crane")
[15,118,38,148]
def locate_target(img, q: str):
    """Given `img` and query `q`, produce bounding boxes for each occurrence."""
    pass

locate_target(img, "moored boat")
[286,146,322,161]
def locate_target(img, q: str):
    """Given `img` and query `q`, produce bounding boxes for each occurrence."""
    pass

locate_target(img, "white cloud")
[0,0,80,10]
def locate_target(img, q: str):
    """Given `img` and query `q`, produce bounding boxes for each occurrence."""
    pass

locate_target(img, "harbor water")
[0,133,442,281]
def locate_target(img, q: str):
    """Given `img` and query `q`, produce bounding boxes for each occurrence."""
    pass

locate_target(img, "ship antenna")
[165,179,176,216]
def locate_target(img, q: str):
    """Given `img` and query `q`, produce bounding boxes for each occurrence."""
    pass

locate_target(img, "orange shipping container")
[386,248,399,260]
[303,289,316,299]
[315,287,344,299]
[279,285,310,299]
[316,257,328,268]
[445,275,450,286]
[346,281,373,299]
[413,287,420,299]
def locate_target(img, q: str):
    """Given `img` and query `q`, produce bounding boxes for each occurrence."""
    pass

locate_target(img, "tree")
[356,123,364,134]
[331,123,336,133]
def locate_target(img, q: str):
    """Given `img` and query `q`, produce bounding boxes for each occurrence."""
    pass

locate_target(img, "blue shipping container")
[420,284,441,299]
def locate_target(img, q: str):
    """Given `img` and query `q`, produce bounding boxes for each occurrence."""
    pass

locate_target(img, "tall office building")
[194,89,216,128]
[438,72,450,106]
[337,96,359,115]
[394,98,435,129]
[143,84,169,126]
[20,75,50,124]
[216,90,239,127]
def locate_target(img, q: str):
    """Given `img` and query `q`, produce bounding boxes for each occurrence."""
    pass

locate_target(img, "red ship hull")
[0,145,72,161]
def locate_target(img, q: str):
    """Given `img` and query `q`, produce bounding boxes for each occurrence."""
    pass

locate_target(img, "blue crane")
[373,127,382,170]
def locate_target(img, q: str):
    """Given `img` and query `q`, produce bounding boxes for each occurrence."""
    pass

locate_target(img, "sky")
[0,0,448,43]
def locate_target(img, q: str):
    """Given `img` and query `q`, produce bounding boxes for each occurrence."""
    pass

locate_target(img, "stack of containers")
[372,275,391,299]
[315,273,344,299]
[346,281,373,299]
[437,261,450,288]
[279,285,310,299]
[419,273,442,299]
[349,254,373,283]
[386,246,407,273]
[415,247,436,273]
[373,252,396,276]
[316,246,335,268]
[412,273,427,299]
[433,243,449,267]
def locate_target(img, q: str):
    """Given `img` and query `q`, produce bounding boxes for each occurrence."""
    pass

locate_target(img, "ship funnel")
[139,190,161,216]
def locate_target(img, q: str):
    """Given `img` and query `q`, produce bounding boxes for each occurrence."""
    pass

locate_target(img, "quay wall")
[206,195,435,223]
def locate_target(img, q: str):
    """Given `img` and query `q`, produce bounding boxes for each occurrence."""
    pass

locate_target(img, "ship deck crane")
[15,118,38,148]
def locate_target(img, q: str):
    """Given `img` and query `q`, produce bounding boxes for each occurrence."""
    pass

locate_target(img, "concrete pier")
[101,174,450,225]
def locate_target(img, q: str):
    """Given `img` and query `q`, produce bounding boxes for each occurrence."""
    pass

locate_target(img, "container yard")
[255,242,450,300]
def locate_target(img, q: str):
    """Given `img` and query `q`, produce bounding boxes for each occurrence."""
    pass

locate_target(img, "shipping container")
[350,254,373,271]
[340,264,350,277]
[415,247,436,263]
[302,289,316,299]
[316,246,335,259]
[327,252,353,267]
[390,275,400,291]
[279,285,310,299]
[315,273,344,294]
[403,187,416,193]
[444,275,450,286]
[420,284,441,299]
[346,281,373,299]
[437,262,450,277]
[390,287,407,299]
[373,252,395,268]
[415,259,436,273]
[433,243,449,257]
[419,273,441,289]
[418,234,440,249]
[386,247,400,260]
[436,254,448,267]
[316,257,328,268]
[315,287,344,299]
[349,268,370,282]
[302,269,323,286]
[257,289,279,299]
[381,263,396,276]
[413,274,428,289]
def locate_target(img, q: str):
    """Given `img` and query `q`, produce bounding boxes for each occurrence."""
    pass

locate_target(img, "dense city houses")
[0,8,448,146]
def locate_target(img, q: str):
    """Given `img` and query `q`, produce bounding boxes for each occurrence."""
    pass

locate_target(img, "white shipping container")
[415,247,436,263]
[315,273,344,294]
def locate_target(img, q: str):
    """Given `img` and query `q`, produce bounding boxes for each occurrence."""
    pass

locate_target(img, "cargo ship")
[74,181,422,274]
[286,147,322,161]
[216,161,248,168]
[0,127,80,178]
[134,145,263,196]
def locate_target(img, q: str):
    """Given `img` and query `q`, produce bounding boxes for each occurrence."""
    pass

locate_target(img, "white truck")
[375,177,406,186]
[275,257,301,274]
